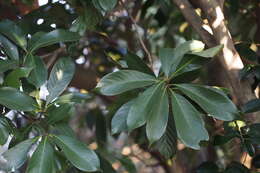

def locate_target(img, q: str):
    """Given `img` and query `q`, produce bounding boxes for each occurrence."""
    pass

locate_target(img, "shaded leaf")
[0,138,35,171]
[98,0,117,11]
[5,67,32,88]
[0,59,17,73]
[241,99,260,113]
[46,58,75,104]
[111,100,134,134]
[0,20,27,50]
[170,92,209,149]
[27,56,48,88]
[97,70,157,96]
[175,84,237,121]
[118,156,137,173]
[196,162,219,173]
[0,34,19,60]
[224,162,250,173]
[28,29,80,52]
[53,135,100,172]
[55,92,91,104]
[0,87,37,111]
[46,104,72,124]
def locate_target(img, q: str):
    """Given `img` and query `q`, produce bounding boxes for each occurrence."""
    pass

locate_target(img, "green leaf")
[159,40,205,77]
[46,58,75,104]
[0,59,17,73]
[146,83,168,144]
[175,84,237,121]
[4,67,32,88]
[26,137,54,173]
[98,0,117,11]
[111,100,134,134]
[241,99,260,113]
[123,52,154,76]
[0,138,35,171]
[50,123,75,138]
[127,83,162,131]
[27,56,48,88]
[170,92,209,149]
[28,29,80,52]
[55,92,91,104]
[0,87,37,111]
[245,123,260,144]
[118,156,137,173]
[0,34,19,60]
[152,114,177,159]
[189,45,223,57]
[0,117,11,145]
[97,70,157,96]
[46,104,72,124]
[53,135,100,172]
[0,20,27,50]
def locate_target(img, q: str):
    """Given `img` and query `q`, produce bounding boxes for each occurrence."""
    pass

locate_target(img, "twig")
[119,0,153,66]
[46,46,66,68]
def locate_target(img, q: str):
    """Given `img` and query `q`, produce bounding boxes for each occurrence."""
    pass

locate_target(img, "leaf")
[97,70,157,96]
[0,59,17,73]
[241,99,260,113]
[245,123,260,144]
[4,67,32,88]
[26,137,54,173]
[46,104,72,124]
[0,20,27,50]
[127,83,161,131]
[111,100,134,134]
[0,87,37,111]
[55,92,92,104]
[0,117,11,145]
[46,58,75,104]
[152,114,177,159]
[98,154,116,173]
[190,45,223,57]
[98,0,117,11]
[146,83,168,144]
[175,84,237,121]
[224,162,250,173]
[0,34,19,60]
[50,123,75,138]
[27,56,48,88]
[53,135,100,172]
[28,29,80,52]
[170,92,209,149]
[159,40,205,77]
[123,52,154,76]
[0,138,35,171]
[118,156,137,173]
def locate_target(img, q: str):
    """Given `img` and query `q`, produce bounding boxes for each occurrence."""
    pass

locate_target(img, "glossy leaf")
[0,87,37,111]
[0,34,19,60]
[28,29,80,52]
[171,92,209,149]
[123,52,154,76]
[111,100,134,134]
[46,104,72,124]
[53,135,100,172]
[27,56,48,88]
[97,70,157,96]
[26,137,54,173]
[0,117,11,145]
[146,83,168,143]
[175,84,237,121]
[46,58,75,104]
[5,67,32,88]
[127,83,161,131]
[50,123,75,138]
[98,0,117,11]
[0,20,27,50]
[0,138,35,171]
[0,59,17,73]
[159,40,205,77]
[55,92,91,104]
[241,99,260,113]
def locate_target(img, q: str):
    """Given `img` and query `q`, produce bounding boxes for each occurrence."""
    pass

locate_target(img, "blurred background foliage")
[0,0,260,172]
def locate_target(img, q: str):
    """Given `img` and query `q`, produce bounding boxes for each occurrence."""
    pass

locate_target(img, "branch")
[171,0,216,47]
[119,0,153,66]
